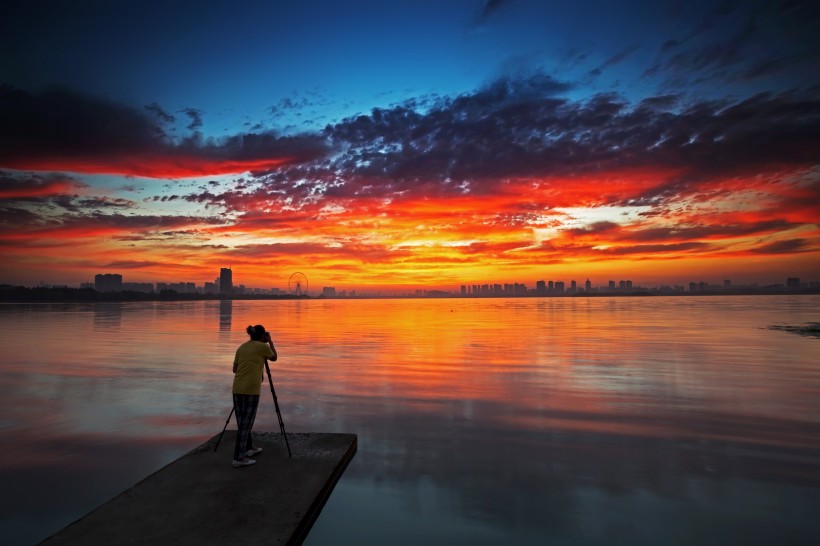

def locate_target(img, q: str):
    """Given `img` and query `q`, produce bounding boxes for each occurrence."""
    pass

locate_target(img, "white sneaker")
[246,447,263,457]
[232,458,256,468]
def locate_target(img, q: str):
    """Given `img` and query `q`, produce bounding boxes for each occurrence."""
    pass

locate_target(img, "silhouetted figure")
[231,324,277,467]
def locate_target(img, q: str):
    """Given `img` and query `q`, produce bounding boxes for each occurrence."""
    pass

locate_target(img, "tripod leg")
[265,359,292,458]
[213,406,235,452]
[273,391,292,458]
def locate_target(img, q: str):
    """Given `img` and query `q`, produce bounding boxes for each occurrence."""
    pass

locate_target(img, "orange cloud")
[2,80,819,290]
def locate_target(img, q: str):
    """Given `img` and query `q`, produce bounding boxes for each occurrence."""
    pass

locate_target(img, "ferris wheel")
[288,272,308,296]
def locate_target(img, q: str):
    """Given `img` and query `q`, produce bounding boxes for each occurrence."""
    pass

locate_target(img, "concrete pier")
[40,431,357,546]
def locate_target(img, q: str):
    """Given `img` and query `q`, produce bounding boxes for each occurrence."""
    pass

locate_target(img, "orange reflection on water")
[2,297,819,546]
[259,297,820,451]
[1,297,818,453]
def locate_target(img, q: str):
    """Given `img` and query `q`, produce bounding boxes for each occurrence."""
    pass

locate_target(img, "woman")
[231,324,277,468]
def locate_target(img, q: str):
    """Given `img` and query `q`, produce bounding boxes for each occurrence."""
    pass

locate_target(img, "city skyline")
[14,266,816,298]
[1,1,818,290]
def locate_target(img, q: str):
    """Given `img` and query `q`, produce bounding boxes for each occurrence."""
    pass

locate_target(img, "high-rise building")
[220,268,233,295]
[95,273,122,292]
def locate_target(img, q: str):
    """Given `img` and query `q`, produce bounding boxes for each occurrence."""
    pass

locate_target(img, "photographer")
[231,324,277,468]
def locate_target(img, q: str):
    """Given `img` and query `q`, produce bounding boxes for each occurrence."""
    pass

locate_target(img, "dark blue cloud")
[476,0,515,22]
[0,85,330,176]
[647,0,820,90]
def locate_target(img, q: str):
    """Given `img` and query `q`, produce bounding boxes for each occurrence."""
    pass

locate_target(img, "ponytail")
[246,324,267,341]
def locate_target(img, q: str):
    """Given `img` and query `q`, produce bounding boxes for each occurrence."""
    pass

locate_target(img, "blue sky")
[6,0,815,135]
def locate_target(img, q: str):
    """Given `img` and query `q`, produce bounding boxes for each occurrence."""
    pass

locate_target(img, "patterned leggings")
[233,394,260,461]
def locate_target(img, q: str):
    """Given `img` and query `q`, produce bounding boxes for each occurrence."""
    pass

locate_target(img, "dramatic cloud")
[145,103,175,124]
[749,239,811,254]
[180,108,203,131]
[0,171,84,199]
[97,68,810,290]
[0,85,330,177]
[647,0,820,88]
[0,211,227,238]
[0,172,136,214]
[233,76,820,218]
[9,0,820,294]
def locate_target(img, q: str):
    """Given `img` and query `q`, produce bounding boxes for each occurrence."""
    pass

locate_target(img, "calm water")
[0,296,818,545]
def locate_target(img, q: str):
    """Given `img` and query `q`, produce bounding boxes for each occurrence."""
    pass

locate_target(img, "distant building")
[322,287,337,297]
[585,279,592,291]
[122,282,153,293]
[220,268,233,295]
[204,282,218,294]
[554,281,565,293]
[95,273,122,292]
[426,290,449,297]
[786,277,800,289]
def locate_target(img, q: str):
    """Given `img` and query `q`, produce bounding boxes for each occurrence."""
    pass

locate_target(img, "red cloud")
[0,173,82,198]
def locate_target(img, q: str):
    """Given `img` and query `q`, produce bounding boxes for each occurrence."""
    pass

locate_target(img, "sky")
[1,0,819,292]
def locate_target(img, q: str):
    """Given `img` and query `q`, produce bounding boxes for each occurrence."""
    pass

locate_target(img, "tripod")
[213,406,234,452]
[214,358,291,458]
[265,357,292,458]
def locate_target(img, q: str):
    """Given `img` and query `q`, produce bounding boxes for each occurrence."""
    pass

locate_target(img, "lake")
[1,296,818,545]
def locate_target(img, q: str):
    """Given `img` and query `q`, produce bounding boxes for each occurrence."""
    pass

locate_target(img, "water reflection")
[92,302,122,330]
[0,297,818,545]
[218,299,232,334]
